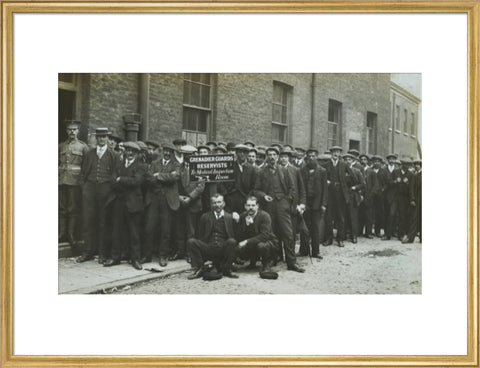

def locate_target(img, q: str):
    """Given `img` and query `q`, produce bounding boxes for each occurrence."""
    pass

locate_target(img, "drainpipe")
[139,73,150,140]
[391,94,396,154]
[310,73,315,148]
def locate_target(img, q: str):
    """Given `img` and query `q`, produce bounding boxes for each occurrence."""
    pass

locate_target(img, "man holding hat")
[323,146,354,247]
[76,127,118,263]
[143,142,181,266]
[59,120,89,249]
[104,142,145,270]
[253,146,304,272]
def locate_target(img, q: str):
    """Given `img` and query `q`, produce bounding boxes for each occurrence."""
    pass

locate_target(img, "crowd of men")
[59,120,422,279]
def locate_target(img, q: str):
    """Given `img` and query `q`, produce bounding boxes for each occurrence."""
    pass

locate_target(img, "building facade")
[58,73,421,158]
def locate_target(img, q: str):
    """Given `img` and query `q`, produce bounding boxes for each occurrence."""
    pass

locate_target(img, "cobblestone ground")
[116,236,422,294]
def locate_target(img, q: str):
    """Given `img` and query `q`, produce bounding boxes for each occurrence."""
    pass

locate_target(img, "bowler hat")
[259,271,279,280]
[203,271,223,281]
[173,138,187,146]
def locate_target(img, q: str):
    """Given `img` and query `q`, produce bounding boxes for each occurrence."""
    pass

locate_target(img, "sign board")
[187,154,235,183]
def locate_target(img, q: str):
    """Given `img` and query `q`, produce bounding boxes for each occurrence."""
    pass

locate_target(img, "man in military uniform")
[58,120,89,250]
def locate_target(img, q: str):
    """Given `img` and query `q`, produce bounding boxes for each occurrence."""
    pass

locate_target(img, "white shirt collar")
[214,210,225,220]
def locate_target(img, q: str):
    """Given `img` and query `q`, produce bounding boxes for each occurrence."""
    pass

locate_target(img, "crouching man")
[235,196,278,272]
[186,194,238,279]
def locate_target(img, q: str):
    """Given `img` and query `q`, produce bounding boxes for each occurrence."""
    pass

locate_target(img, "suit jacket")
[362,166,376,205]
[397,169,414,200]
[81,147,118,185]
[324,159,354,204]
[196,211,235,243]
[109,158,145,213]
[382,166,400,204]
[235,210,277,246]
[285,164,307,213]
[253,164,296,204]
[300,164,328,210]
[224,162,257,197]
[350,166,366,206]
[145,158,181,210]
[409,170,422,204]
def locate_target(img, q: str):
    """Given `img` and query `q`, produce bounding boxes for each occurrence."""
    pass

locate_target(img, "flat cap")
[259,271,279,280]
[386,153,397,160]
[372,155,383,161]
[343,153,356,160]
[197,145,211,152]
[265,146,280,155]
[65,120,81,128]
[329,145,343,152]
[145,141,159,148]
[123,141,141,152]
[180,144,197,154]
[162,142,177,152]
[348,149,360,157]
[173,138,187,146]
[213,146,227,153]
[359,154,370,160]
[280,146,295,156]
[234,144,251,152]
[136,141,149,151]
[401,157,414,164]
[306,148,319,154]
[295,147,306,153]
[243,140,255,147]
[203,271,223,281]
[318,153,332,160]
[206,141,217,147]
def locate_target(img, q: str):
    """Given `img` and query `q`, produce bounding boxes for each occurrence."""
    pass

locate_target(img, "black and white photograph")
[58,73,422,294]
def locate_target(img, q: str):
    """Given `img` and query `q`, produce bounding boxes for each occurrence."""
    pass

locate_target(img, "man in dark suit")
[344,153,365,243]
[253,147,304,273]
[235,196,279,271]
[224,144,257,214]
[370,155,386,237]
[324,146,354,247]
[143,143,180,266]
[358,154,375,239]
[76,127,119,263]
[186,193,238,279]
[299,148,328,258]
[396,158,415,240]
[402,159,422,243]
[103,142,144,270]
[382,154,400,240]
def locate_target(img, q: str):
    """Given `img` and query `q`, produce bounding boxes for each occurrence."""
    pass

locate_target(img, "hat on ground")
[95,127,109,136]
[145,141,159,149]
[234,144,251,152]
[386,153,397,160]
[173,138,187,146]
[123,141,141,152]
[265,146,280,155]
[203,271,223,281]
[259,271,279,280]
[348,149,360,157]
[180,145,197,154]
[329,145,343,152]
[162,142,177,152]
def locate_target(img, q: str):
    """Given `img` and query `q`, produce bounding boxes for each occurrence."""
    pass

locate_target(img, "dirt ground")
[116,236,422,294]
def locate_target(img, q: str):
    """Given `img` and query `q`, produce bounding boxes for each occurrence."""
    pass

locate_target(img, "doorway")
[58,89,76,143]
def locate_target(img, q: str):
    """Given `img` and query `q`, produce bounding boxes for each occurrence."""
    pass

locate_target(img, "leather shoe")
[323,239,333,246]
[352,237,357,244]
[132,260,142,270]
[223,271,239,278]
[245,263,257,270]
[365,234,374,239]
[312,254,323,259]
[234,258,245,265]
[159,257,168,267]
[75,255,92,263]
[98,256,106,265]
[287,264,305,273]
[103,259,120,267]
[188,268,204,280]
[381,236,391,240]
[337,241,345,247]
[140,256,152,264]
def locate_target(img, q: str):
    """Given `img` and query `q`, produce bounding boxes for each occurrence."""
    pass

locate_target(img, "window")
[183,73,211,146]
[395,105,400,131]
[411,112,416,136]
[327,99,342,147]
[349,140,360,151]
[272,82,291,144]
[403,108,408,132]
[366,111,377,154]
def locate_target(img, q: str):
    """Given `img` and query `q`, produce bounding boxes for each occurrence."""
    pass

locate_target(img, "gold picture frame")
[1,1,478,367]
